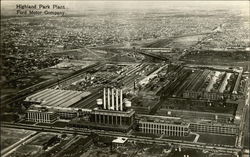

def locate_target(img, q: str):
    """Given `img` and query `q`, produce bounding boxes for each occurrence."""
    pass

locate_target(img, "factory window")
[100,115,104,123]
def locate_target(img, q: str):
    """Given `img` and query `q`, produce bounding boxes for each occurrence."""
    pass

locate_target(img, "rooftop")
[160,98,238,114]
[138,114,189,126]
[28,104,92,113]
[25,89,91,108]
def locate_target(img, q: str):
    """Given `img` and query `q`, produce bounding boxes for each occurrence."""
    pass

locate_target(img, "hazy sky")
[1,1,249,16]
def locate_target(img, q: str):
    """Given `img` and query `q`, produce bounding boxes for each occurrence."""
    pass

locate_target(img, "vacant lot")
[163,134,196,142]
[0,128,35,151]
[198,133,236,146]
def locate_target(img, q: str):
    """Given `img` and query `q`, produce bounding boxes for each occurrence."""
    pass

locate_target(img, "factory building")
[70,87,135,132]
[26,107,58,123]
[89,87,135,131]
[24,89,92,122]
[182,91,241,100]
[24,89,90,108]
[157,109,234,124]
[53,107,90,119]
[138,115,190,136]
[189,122,239,135]
[25,104,91,122]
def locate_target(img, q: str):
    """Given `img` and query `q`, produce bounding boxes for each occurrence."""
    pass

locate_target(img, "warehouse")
[25,104,92,122]
[138,115,190,136]
[24,89,91,108]
[189,122,239,135]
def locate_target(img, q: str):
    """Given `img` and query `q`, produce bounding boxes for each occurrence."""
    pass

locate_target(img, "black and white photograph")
[0,0,249,157]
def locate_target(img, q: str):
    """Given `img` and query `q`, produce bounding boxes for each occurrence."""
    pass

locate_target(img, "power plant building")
[70,87,135,132]
[90,88,135,131]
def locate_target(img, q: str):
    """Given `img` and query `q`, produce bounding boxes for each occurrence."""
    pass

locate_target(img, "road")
[242,72,250,149]
[1,122,241,155]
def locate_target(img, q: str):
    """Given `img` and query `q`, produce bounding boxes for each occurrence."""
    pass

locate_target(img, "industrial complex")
[21,62,248,143]
[1,1,249,156]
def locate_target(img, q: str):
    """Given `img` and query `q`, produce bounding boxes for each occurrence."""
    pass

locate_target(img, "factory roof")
[138,114,189,126]
[28,104,92,113]
[92,108,135,116]
[25,89,91,108]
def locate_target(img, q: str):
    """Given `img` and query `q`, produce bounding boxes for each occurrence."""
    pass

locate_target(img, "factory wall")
[189,123,239,135]
[26,110,58,123]
[183,91,244,101]
[139,121,190,136]
[157,109,234,123]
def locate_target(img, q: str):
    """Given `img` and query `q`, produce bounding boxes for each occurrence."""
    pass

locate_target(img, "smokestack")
[120,89,123,111]
[111,88,114,110]
[103,88,106,109]
[116,89,119,110]
[107,88,110,110]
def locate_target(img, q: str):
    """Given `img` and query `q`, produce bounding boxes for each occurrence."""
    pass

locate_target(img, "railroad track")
[1,62,103,107]
[2,122,241,155]
[72,64,149,109]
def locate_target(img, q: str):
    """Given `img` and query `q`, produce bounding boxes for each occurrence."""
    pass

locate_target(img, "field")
[80,141,171,157]
[167,148,228,157]
[198,133,236,146]
[9,133,56,156]
[145,34,207,49]
[9,132,74,157]
[131,131,160,138]
[163,134,196,142]
[182,50,250,65]
[51,48,107,60]
[0,128,35,151]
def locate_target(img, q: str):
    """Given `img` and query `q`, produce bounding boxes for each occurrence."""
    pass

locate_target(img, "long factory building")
[179,68,245,100]
[25,89,92,122]
[25,89,91,107]
[137,115,190,136]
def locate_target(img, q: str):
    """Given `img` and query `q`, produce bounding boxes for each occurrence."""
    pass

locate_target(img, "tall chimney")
[120,89,123,111]
[116,89,119,110]
[111,88,114,110]
[103,88,106,109]
[107,88,110,110]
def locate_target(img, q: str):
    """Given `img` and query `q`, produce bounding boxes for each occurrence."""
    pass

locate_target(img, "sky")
[1,1,249,16]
